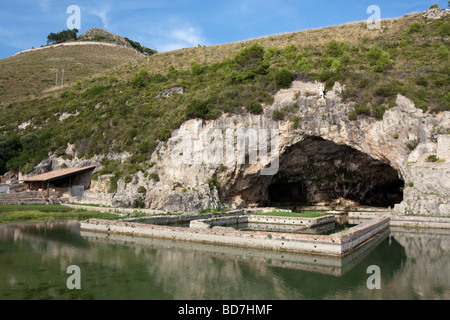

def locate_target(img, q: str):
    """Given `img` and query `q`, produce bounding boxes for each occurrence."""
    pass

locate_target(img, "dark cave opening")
[263,137,404,208]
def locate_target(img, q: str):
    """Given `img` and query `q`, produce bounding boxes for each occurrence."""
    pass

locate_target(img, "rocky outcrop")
[20,81,449,216]
[139,81,449,216]
[422,8,449,20]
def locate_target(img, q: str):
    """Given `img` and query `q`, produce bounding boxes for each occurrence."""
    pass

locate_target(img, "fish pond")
[1,220,449,300]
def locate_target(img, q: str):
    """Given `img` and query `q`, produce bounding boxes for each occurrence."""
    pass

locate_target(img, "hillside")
[77,28,133,47]
[0,42,145,106]
[77,28,157,55]
[0,9,449,179]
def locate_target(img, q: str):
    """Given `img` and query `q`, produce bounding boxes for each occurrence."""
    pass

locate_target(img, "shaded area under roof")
[22,166,96,183]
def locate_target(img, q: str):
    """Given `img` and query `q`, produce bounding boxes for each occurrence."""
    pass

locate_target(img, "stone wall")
[80,216,390,256]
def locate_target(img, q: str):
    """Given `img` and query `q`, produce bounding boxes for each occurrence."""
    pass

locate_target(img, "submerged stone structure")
[80,215,391,256]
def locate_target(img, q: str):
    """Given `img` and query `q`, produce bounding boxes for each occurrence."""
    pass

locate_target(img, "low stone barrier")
[189,214,335,230]
[248,214,335,227]
[0,198,48,205]
[190,215,248,229]
[349,212,450,229]
[80,216,390,256]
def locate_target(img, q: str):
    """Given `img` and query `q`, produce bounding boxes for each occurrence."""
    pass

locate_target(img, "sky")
[0,0,447,59]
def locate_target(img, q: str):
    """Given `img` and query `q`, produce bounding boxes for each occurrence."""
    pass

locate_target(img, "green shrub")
[149,172,160,182]
[207,175,220,191]
[406,138,421,151]
[245,101,263,114]
[372,103,386,120]
[124,175,132,184]
[47,28,78,44]
[186,99,217,120]
[428,72,449,87]
[437,45,449,60]
[440,92,450,110]
[82,85,108,98]
[295,57,312,72]
[408,22,423,34]
[274,68,292,89]
[429,4,439,9]
[156,127,172,141]
[137,186,147,194]
[264,46,281,60]
[415,76,428,87]
[98,159,121,176]
[60,90,75,99]
[130,69,149,88]
[427,155,439,162]
[272,110,285,121]
[108,173,121,193]
[354,103,371,116]
[232,43,269,82]
[325,40,349,57]
[234,43,265,69]
[366,45,392,72]
[439,21,450,37]
[375,85,396,98]
[291,115,300,129]
[348,111,357,121]
[190,61,207,75]
[151,74,168,83]
[283,44,297,60]
[138,140,152,154]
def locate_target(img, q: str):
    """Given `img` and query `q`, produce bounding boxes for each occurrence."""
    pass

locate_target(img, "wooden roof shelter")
[22,166,96,183]
[22,166,96,198]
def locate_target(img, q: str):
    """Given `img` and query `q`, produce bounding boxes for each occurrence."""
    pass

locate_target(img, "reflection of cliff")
[81,232,305,299]
[311,229,450,300]
[80,229,390,299]
[389,228,450,300]
[1,222,449,300]
[266,233,407,299]
[0,221,90,264]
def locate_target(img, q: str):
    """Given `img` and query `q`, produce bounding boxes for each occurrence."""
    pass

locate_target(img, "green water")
[0,221,449,300]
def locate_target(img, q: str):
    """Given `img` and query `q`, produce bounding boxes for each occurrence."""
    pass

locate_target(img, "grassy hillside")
[0,11,448,180]
[0,43,145,106]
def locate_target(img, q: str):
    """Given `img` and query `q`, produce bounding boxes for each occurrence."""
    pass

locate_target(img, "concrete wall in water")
[80,216,390,256]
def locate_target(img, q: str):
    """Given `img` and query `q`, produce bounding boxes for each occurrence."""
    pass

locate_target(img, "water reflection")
[0,221,449,300]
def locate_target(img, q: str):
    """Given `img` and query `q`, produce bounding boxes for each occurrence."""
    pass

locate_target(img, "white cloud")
[38,0,51,12]
[146,23,207,52]
[171,25,206,47]
[86,6,111,29]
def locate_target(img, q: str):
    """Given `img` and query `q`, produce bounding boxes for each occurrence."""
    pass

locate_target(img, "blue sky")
[0,0,447,59]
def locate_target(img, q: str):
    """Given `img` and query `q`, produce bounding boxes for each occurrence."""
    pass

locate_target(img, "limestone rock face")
[25,81,449,216]
[140,81,449,215]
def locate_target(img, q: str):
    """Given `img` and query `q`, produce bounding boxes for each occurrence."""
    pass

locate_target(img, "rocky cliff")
[55,80,449,216]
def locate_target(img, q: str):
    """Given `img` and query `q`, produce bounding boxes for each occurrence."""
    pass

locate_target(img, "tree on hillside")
[124,37,157,55]
[47,29,78,44]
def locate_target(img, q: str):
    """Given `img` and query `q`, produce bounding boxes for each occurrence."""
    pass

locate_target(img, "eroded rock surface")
[140,81,449,215]
[20,81,450,216]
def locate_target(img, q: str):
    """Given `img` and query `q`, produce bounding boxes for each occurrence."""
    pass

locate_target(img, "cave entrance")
[268,181,307,206]
[262,136,404,208]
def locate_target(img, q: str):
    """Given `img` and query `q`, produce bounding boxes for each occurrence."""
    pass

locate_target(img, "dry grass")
[0,11,439,104]
[134,12,427,74]
[0,44,144,105]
